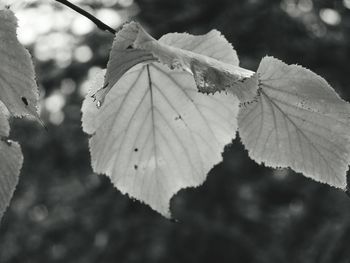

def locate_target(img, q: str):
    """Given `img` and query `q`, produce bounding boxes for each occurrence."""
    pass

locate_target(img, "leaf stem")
[54,0,116,35]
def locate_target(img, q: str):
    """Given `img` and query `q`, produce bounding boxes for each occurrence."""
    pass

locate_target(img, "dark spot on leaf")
[239,77,247,83]
[134,148,138,152]
[134,165,138,170]
[174,115,182,121]
[21,97,28,106]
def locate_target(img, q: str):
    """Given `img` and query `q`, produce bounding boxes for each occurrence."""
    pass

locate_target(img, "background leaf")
[238,56,350,188]
[0,9,38,221]
[0,107,22,220]
[0,9,39,118]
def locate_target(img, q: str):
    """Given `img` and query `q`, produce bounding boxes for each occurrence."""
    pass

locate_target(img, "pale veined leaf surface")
[159,30,239,66]
[83,30,242,216]
[82,63,239,216]
[238,56,350,188]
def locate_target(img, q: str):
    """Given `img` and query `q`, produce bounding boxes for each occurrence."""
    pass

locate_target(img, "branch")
[54,0,116,35]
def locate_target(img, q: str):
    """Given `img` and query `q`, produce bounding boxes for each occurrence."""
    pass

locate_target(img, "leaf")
[0,106,22,220]
[92,22,255,106]
[0,9,39,118]
[158,30,239,65]
[0,9,38,221]
[238,56,350,188]
[82,32,240,217]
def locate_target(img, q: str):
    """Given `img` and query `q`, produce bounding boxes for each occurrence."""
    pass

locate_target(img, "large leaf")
[82,32,240,216]
[238,56,350,188]
[0,8,39,118]
[92,22,255,106]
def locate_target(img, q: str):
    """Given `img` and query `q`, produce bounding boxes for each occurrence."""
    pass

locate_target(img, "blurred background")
[1,0,350,262]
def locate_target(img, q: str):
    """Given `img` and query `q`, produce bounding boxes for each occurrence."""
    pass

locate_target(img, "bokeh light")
[319,8,341,26]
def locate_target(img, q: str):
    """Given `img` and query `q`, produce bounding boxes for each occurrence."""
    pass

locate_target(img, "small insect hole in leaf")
[21,97,28,106]
[96,101,102,108]
[134,148,138,152]
[174,115,182,121]
[238,77,247,83]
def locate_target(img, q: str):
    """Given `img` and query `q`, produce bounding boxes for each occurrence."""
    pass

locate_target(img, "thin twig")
[54,0,116,34]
